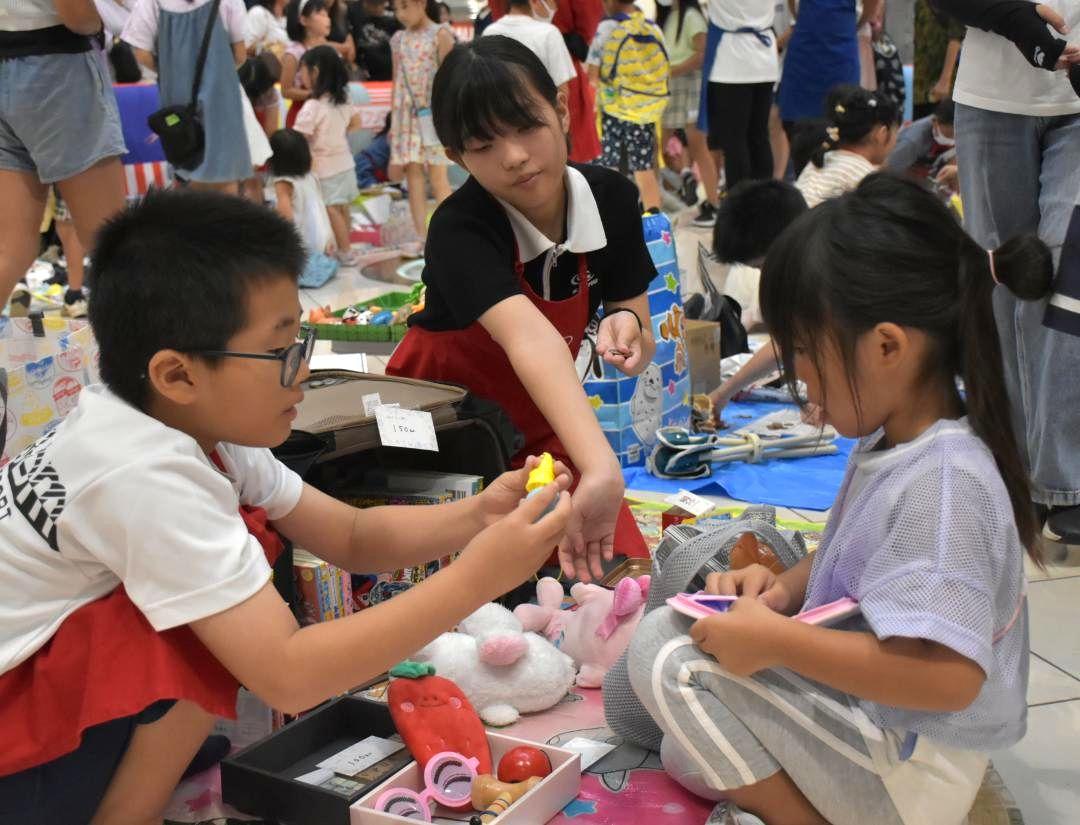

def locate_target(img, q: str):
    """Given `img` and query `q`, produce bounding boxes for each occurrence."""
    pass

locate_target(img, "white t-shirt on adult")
[483,14,576,87]
[706,0,778,85]
[0,385,303,676]
[245,3,288,51]
[123,0,248,51]
[953,0,1080,117]
[0,0,59,31]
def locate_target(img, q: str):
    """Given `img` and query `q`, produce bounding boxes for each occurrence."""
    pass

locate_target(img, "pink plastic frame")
[667,593,861,627]
[372,751,480,821]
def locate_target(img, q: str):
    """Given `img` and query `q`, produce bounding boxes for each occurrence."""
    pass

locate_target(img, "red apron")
[566,63,602,164]
[489,0,602,164]
[386,245,647,558]
[0,462,285,776]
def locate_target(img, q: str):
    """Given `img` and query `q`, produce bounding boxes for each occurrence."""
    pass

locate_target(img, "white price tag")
[316,735,404,775]
[362,393,382,417]
[664,489,714,518]
[375,406,439,452]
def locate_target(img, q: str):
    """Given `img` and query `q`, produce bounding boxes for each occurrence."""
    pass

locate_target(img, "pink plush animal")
[514,575,651,688]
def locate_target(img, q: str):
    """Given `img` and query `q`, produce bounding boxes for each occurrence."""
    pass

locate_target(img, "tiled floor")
[317,202,1080,824]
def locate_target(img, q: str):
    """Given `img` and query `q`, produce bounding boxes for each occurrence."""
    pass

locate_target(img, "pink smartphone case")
[666,594,861,626]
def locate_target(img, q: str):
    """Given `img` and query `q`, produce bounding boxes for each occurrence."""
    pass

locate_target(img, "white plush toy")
[411,602,576,727]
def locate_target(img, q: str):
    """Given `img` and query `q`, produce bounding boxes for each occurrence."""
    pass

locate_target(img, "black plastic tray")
[221,693,397,825]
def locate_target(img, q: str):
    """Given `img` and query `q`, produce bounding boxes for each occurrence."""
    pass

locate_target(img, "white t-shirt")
[0,0,59,31]
[274,173,333,255]
[123,0,247,51]
[484,14,576,87]
[94,0,132,41]
[953,0,1080,117]
[706,0,778,85]
[0,385,303,676]
[245,3,287,52]
[795,149,876,208]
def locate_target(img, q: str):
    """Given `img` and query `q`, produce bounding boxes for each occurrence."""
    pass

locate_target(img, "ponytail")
[759,173,1054,562]
[957,234,1053,560]
[792,84,900,171]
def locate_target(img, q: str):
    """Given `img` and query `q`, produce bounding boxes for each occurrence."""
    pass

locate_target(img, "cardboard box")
[351,732,581,825]
[685,319,722,396]
[221,693,399,825]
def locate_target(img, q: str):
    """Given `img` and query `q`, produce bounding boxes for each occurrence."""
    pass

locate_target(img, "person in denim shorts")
[0,0,127,314]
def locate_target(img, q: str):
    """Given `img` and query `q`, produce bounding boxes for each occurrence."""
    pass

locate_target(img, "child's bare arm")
[280,54,309,101]
[273,181,294,222]
[55,0,101,34]
[274,460,572,573]
[191,485,572,713]
[482,297,620,481]
[481,296,624,580]
[435,26,454,64]
[708,343,781,414]
[132,46,156,71]
[691,599,986,713]
[777,624,986,712]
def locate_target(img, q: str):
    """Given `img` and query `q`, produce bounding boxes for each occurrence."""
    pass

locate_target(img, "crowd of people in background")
[0,0,1078,526]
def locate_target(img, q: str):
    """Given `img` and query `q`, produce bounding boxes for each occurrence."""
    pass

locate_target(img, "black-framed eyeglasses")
[195,331,316,387]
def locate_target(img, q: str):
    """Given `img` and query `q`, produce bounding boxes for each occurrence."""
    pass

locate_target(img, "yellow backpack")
[599,11,670,125]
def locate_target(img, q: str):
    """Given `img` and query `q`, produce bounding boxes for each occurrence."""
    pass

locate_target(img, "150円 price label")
[375,406,439,451]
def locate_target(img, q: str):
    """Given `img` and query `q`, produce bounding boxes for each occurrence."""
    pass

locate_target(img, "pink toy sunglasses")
[373,751,479,820]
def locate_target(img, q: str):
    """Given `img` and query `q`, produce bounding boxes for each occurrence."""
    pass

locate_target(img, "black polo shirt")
[411,163,656,332]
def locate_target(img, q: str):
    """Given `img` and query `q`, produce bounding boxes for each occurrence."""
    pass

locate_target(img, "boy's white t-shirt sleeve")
[122,0,159,51]
[545,28,576,86]
[217,444,304,520]
[66,456,274,631]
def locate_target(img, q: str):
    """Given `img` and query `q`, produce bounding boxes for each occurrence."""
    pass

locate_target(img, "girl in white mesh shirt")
[626,174,1051,825]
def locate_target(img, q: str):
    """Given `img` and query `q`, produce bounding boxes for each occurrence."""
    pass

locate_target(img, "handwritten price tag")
[664,489,714,518]
[375,406,439,452]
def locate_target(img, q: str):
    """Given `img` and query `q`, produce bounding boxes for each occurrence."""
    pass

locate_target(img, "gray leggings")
[627,608,964,825]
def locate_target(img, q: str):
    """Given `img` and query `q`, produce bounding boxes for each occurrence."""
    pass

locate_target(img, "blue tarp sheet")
[622,400,855,512]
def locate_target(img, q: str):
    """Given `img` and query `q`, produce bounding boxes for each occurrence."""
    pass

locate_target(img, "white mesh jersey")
[803,418,1028,750]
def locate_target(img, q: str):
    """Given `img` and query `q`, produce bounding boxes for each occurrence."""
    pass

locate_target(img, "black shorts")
[0,700,175,825]
[599,112,658,173]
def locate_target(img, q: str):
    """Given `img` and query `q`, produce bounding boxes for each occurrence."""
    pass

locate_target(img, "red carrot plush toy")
[387,662,493,775]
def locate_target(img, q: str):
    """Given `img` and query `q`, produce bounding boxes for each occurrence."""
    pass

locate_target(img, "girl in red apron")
[388,35,656,581]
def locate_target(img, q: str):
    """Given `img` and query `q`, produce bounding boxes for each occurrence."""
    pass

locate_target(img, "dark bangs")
[431,36,557,154]
[759,201,857,418]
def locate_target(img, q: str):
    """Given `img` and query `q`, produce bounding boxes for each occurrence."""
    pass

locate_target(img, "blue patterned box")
[583,212,691,468]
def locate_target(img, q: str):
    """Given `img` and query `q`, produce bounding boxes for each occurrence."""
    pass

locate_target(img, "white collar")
[496,166,607,264]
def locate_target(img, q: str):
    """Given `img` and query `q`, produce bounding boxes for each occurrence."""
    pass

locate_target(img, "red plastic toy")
[388,664,493,776]
[496,746,552,783]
